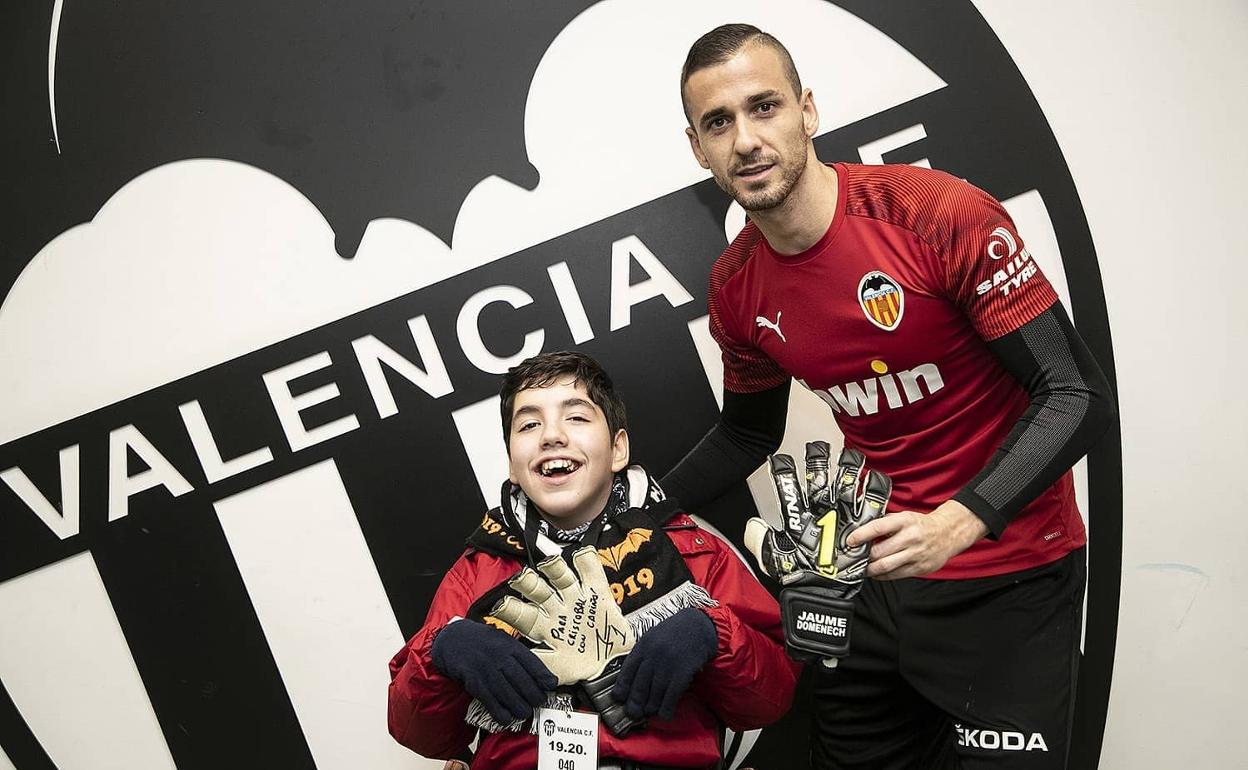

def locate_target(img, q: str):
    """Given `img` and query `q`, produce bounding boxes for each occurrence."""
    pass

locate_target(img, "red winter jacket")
[388,512,799,769]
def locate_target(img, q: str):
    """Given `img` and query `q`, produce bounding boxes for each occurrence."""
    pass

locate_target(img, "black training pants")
[809,548,1086,769]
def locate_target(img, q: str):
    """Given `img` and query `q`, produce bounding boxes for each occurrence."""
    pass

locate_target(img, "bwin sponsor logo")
[954,724,1049,752]
[803,360,945,417]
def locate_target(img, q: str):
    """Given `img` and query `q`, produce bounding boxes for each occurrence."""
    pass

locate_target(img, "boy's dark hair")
[680,23,803,123]
[499,351,627,446]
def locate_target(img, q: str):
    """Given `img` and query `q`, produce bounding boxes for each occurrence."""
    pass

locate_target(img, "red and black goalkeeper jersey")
[708,162,1084,579]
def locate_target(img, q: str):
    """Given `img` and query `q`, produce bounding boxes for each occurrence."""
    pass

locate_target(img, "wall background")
[0,0,1243,768]
[972,1,1248,766]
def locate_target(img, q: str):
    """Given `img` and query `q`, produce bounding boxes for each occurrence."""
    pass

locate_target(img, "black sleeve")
[660,383,790,512]
[952,302,1116,538]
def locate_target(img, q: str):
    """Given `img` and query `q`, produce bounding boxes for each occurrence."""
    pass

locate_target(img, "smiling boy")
[388,351,798,770]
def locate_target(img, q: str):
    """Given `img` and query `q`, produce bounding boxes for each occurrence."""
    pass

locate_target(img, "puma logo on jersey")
[954,723,1049,752]
[976,248,1037,297]
[802,360,945,417]
[756,311,786,342]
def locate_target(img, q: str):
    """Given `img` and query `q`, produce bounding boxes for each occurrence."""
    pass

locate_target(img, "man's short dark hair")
[680,23,803,123]
[499,351,627,447]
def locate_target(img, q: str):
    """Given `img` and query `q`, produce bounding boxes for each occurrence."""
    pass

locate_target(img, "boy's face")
[507,377,629,529]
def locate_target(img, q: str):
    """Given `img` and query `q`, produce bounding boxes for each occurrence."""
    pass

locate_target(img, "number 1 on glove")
[744,443,891,664]
[816,510,838,570]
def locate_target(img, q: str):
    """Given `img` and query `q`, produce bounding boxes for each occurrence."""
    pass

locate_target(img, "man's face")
[507,377,629,529]
[684,43,817,211]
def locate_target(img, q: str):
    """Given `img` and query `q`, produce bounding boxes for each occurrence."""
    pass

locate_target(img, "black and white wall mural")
[0,2,1122,768]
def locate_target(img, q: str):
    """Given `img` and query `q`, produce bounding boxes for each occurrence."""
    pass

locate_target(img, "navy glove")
[610,608,718,720]
[431,619,558,724]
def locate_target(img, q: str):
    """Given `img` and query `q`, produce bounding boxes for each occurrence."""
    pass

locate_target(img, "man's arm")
[849,302,1116,578]
[956,302,1116,533]
[660,382,789,511]
[669,223,792,512]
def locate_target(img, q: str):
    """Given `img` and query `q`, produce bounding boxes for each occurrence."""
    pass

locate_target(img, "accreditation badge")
[536,707,599,770]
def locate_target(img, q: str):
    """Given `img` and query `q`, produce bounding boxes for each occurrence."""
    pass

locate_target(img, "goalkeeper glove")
[743,443,890,665]
[491,546,641,735]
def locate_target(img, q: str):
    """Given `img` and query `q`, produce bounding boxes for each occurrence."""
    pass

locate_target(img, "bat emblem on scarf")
[597,528,653,571]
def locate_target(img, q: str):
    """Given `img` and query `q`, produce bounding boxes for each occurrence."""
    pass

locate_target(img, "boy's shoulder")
[463,506,528,559]
[659,511,729,559]
[439,506,527,591]
[442,541,523,604]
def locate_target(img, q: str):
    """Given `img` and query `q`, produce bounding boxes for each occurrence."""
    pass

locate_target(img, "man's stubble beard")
[719,139,810,212]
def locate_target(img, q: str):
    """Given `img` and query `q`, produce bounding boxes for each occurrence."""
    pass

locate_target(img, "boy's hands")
[610,607,717,720]
[492,546,642,735]
[430,619,557,724]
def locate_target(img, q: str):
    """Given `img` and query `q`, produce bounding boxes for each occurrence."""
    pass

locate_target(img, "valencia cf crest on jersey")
[858,271,905,331]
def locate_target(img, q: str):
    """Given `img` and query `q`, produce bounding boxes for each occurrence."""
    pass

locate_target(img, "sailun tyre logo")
[858,271,905,331]
[987,226,1019,260]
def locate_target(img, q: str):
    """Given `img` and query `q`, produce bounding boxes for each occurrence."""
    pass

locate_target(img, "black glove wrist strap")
[580,657,645,737]
[780,586,855,661]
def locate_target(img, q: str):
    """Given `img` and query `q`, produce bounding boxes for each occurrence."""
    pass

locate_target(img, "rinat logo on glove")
[778,474,805,532]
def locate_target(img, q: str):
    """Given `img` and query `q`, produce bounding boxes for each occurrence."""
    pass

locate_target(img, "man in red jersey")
[661,24,1116,770]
